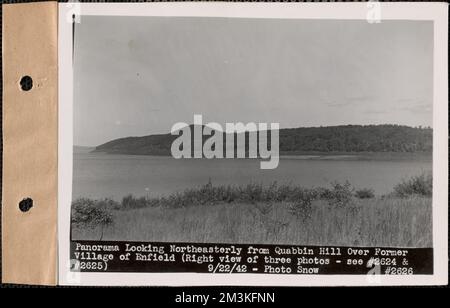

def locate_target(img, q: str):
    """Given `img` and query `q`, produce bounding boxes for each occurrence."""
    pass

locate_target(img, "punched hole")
[20,75,33,91]
[19,198,33,212]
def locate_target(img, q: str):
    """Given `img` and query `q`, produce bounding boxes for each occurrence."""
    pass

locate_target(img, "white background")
[58,2,448,286]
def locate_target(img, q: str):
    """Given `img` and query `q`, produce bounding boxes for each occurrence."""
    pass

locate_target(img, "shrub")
[355,188,375,199]
[326,181,354,207]
[75,180,377,211]
[288,191,313,221]
[393,172,432,197]
[309,187,331,200]
[71,198,114,240]
[240,183,264,202]
[96,198,121,210]
[122,194,148,209]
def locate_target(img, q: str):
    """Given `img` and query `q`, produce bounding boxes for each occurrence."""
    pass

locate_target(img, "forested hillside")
[93,124,432,155]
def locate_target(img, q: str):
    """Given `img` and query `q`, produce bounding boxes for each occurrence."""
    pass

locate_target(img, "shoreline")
[77,148,432,161]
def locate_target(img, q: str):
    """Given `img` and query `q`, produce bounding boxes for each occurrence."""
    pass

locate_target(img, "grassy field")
[72,173,432,247]
[72,195,432,247]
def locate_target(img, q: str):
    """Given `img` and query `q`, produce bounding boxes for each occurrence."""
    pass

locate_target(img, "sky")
[74,16,433,146]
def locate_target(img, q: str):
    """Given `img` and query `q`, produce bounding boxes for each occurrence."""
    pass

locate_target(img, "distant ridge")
[93,124,432,156]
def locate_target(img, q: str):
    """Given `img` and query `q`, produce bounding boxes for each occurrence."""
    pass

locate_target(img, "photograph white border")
[58,2,448,286]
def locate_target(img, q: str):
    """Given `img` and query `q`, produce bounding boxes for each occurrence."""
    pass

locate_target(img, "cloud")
[325,101,357,107]
[400,104,432,113]
[324,95,378,107]
[363,109,388,115]
[395,99,432,113]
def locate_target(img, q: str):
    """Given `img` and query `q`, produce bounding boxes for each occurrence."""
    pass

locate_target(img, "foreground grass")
[72,196,432,247]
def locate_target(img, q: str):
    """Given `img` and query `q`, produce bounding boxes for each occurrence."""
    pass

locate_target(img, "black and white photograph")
[57,2,448,286]
[72,16,434,246]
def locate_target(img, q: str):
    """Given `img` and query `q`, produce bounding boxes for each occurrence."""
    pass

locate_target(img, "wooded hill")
[93,124,432,155]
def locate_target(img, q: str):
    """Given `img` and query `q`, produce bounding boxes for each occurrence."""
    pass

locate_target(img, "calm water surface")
[72,151,432,200]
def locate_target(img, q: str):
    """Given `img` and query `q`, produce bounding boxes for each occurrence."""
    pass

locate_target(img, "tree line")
[94,124,432,155]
